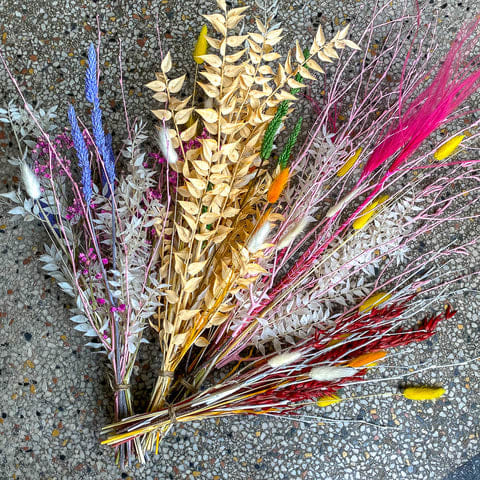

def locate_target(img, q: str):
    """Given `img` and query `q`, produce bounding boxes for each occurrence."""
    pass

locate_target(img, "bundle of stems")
[0,41,170,467]
[102,2,480,458]
[142,0,360,418]
[2,0,480,469]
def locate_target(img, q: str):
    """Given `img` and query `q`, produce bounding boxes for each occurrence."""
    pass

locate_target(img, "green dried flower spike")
[260,48,310,161]
[278,117,303,170]
[260,100,289,160]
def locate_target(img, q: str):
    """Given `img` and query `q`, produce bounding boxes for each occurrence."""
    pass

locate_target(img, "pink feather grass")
[360,15,480,182]
[209,15,480,368]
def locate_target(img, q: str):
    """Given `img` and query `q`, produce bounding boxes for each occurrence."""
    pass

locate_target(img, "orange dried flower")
[347,350,387,368]
[267,168,290,203]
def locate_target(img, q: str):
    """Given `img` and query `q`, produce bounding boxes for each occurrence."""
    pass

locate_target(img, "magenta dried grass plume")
[360,15,480,182]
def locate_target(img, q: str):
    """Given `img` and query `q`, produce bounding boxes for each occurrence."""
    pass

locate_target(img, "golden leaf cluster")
[144,0,360,411]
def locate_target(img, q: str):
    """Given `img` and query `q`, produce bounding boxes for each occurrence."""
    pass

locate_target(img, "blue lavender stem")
[86,44,115,190]
[68,105,92,206]
[85,44,117,269]
[86,45,107,174]
[85,43,98,104]
[85,44,123,435]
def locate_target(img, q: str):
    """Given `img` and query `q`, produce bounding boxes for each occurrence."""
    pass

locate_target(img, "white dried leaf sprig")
[0,100,57,151]
[232,195,421,351]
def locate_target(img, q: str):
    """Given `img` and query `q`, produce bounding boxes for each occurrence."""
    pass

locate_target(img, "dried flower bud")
[347,350,386,368]
[267,350,302,368]
[193,25,208,64]
[277,117,302,169]
[402,386,446,401]
[276,215,316,250]
[247,220,272,253]
[267,168,289,203]
[337,147,362,177]
[20,162,41,200]
[157,126,178,165]
[434,134,465,160]
[358,292,391,313]
[352,194,389,230]
[325,188,358,218]
[309,366,357,382]
[316,394,342,407]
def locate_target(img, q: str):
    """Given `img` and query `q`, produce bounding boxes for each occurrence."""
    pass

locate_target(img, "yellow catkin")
[185,115,196,128]
[327,333,349,346]
[359,292,391,313]
[402,387,446,401]
[434,135,465,161]
[267,168,290,203]
[347,350,387,368]
[337,147,363,177]
[352,194,389,230]
[316,395,342,407]
[193,25,208,64]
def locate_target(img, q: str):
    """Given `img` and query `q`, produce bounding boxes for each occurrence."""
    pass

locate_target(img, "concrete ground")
[0,0,479,479]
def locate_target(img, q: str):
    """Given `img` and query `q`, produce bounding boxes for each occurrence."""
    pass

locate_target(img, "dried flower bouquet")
[101,1,480,460]
[1,0,480,469]
[0,42,170,464]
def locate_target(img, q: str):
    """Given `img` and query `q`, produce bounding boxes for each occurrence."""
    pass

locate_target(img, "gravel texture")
[0,0,479,479]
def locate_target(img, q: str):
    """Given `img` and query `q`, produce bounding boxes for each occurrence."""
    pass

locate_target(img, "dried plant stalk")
[144,0,358,416]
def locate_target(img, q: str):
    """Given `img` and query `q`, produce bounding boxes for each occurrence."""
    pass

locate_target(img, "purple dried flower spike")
[85,43,115,191]
[68,105,92,205]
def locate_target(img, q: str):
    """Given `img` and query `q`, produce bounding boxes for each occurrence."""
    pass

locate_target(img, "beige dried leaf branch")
[143,3,361,417]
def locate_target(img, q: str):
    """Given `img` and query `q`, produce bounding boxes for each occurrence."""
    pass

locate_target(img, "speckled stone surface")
[0,1,479,479]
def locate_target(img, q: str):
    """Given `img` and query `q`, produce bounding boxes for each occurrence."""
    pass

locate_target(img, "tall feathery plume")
[359,17,480,182]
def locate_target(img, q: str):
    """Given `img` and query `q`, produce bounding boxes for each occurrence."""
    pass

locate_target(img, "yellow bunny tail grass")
[337,147,363,177]
[358,292,391,313]
[402,387,446,401]
[193,25,208,64]
[347,350,387,368]
[434,134,465,160]
[326,333,350,347]
[352,194,389,230]
[267,168,290,203]
[316,395,342,407]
